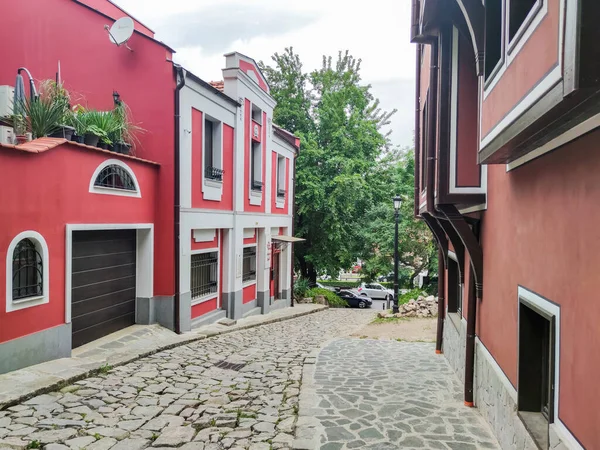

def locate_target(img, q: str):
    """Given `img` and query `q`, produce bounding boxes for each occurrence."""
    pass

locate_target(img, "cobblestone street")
[0,310,499,450]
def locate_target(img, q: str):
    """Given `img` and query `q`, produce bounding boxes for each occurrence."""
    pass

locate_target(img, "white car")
[357,283,393,301]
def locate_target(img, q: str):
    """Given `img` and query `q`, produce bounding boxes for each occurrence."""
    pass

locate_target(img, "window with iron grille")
[243,247,257,282]
[12,239,43,300]
[94,165,136,191]
[190,252,219,299]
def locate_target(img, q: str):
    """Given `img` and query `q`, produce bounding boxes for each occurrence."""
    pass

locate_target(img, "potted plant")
[21,96,64,139]
[84,124,108,147]
[112,102,144,155]
[12,114,27,144]
[39,80,75,140]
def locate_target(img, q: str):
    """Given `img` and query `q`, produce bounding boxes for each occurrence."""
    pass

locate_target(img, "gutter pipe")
[173,64,186,334]
[414,45,422,218]
[435,247,445,353]
[464,222,481,406]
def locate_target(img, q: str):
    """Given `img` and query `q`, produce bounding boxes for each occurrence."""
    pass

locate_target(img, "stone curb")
[0,305,329,411]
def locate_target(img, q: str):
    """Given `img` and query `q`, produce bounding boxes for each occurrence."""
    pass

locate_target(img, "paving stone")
[29,428,78,443]
[152,426,195,447]
[111,438,149,450]
[64,436,97,449]
[86,437,117,450]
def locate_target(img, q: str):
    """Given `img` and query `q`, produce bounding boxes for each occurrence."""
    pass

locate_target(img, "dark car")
[338,290,372,309]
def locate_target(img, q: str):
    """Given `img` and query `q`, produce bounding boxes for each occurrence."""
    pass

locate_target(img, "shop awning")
[272,235,305,243]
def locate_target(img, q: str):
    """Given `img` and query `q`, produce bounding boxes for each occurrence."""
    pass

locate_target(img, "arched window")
[94,165,136,191]
[6,231,49,312]
[12,239,43,300]
[89,159,141,198]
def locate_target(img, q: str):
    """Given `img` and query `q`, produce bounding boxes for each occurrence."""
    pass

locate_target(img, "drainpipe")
[173,64,186,334]
[426,39,439,217]
[435,247,445,354]
[414,45,421,218]
[464,222,481,406]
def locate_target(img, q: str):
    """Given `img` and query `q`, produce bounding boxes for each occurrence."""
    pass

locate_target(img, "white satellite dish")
[105,17,134,51]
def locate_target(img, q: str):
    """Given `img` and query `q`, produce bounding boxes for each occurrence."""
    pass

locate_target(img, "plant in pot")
[39,80,75,140]
[12,114,28,144]
[84,124,108,147]
[83,110,118,148]
[112,102,144,155]
[20,96,64,139]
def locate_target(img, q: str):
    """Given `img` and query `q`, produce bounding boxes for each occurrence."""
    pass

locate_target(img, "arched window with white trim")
[89,159,141,198]
[6,231,50,312]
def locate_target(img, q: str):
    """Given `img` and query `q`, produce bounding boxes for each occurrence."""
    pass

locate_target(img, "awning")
[272,235,305,243]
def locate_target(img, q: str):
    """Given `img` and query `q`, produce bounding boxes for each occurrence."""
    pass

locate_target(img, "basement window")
[484,0,503,82]
[190,252,218,300]
[243,246,257,282]
[518,296,556,450]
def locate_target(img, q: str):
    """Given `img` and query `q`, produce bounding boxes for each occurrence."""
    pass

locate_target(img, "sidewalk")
[0,304,327,409]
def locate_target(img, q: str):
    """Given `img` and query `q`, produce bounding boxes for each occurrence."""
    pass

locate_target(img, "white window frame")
[203,115,223,189]
[190,247,220,305]
[6,231,50,312]
[242,244,257,287]
[89,159,141,198]
[276,154,286,208]
[506,0,544,56]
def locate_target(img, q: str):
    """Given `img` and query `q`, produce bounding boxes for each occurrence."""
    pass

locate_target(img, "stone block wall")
[442,314,466,384]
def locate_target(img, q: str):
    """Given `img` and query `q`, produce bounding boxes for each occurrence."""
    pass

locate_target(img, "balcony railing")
[277,188,286,198]
[205,166,224,182]
[251,179,263,192]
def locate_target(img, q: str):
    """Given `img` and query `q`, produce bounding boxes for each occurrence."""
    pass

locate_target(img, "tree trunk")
[307,264,317,284]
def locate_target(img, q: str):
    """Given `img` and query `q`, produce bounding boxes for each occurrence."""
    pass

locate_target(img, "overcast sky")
[114,0,415,148]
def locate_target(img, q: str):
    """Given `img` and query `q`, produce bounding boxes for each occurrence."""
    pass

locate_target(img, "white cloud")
[115,0,415,147]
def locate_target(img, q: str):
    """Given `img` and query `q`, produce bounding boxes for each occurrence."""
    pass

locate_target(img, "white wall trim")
[193,228,216,243]
[191,247,218,255]
[191,293,218,306]
[88,159,141,198]
[243,243,257,249]
[6,231,50,312]
[507,112,600,171]
[65,223,154,323]
[517,286,583,450]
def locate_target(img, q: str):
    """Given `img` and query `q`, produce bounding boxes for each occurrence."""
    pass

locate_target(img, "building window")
[204,118,223,182]
[6,231,50,312]
[94,164,136,191]
[509,0,539,42]
[251,104,262,124]
[243,247,257,282]
[484,0,503,80]
[277,155,286,198]
[251,142,262,191]
[447,257,461,314]
[190,252,218,300]
[12,239,43,300]
[518,296,556,449]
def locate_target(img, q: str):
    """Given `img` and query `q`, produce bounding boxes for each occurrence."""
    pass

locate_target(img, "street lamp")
[113,91,121,106]
[392,195,402,313]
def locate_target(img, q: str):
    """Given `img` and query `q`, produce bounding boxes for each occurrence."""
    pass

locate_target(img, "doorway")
[272,251,280,301]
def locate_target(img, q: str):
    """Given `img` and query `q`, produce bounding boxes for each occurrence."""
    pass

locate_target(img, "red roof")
[0,137,160,166]
[210,81,224,92]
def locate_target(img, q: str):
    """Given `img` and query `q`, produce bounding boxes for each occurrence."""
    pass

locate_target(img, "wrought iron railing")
[251,180,263,192]
[205,166,224,182]
[190,252,219,299]
[277,188,286,198]
[242,247,257,282]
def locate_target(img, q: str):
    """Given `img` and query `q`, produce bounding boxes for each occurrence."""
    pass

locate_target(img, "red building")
[411,0,600,448]
[0,0,299,374]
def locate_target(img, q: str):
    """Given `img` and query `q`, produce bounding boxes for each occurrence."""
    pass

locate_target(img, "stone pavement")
[0,304,327,409]
[0,309,373,449]
[296,338,500,450]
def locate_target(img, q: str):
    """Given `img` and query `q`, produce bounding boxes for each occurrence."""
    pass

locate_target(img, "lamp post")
[113,91,121,106]
[392,195,402,314]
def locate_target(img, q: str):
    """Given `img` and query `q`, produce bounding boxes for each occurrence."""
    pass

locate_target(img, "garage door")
[72,230,136,348]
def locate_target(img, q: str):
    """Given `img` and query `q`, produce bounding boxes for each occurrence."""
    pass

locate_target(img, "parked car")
[357,282,393,301]
[338,290,372,309]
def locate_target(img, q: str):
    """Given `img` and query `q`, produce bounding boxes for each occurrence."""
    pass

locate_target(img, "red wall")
[75,0,155,37]
[190,232,218,251]
[0,0,176,298]
[479,131,600,448]
[456,32,480,188]
[0,145,158,343]
[239,59,269,93]
[191,109,234,210]
[191,298,217,319]
[243,283,256,304]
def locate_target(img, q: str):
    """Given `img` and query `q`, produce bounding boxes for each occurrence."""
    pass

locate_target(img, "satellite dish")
[105,17,134,51]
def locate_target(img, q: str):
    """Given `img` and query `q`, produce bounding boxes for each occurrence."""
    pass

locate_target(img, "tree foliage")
[260,48,434,283]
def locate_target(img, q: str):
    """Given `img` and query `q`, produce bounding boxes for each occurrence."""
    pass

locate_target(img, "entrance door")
[71,230,136,348]
[272,252,280,300]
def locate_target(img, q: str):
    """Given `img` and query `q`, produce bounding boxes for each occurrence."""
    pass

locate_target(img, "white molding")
[191,293,218,306]
[506,0,545,58]
[191,247,218,255]
[243,243,257,249]
[243,280,257,289]
[243,228,255,239]
[65,223,153,323]
[204,179,223,189]
[507,112,600,171]
[193,228,216,243]
[89,159,141,198]
[6,231,50,312]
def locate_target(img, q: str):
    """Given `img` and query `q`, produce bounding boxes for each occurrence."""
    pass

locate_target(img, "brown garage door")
[72,229,136,348]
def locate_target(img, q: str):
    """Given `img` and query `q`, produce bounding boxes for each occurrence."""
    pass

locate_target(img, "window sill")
[91,186,140,198]
[191,293,218,306]
[518,411,548,450]
[250,189,262,197]
[204,179,223,189]
[243,280,257,288]
[7,295,48,312]
[276,201,285,209]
